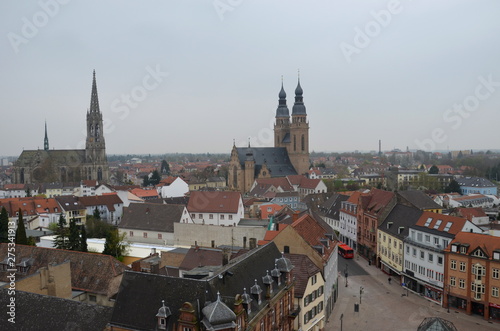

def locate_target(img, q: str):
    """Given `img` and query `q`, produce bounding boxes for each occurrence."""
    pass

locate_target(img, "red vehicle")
[338,243,354,259]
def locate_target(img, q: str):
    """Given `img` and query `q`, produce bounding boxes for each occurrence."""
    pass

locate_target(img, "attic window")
[472,249,486,258]
[493,250,500,260]
[451,244,459,252]
[443,222,452,232]
[424,218,432,227]
[433,220,442,229]
[460,245,469,254]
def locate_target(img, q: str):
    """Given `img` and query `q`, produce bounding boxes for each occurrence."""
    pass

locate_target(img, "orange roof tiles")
[446,232,500,256]
[415,212,468,235]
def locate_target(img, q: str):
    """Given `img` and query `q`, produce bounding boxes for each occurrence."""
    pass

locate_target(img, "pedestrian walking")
[388,277,392,284]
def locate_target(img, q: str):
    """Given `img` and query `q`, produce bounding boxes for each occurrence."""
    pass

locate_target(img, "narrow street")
[326,257,500,330]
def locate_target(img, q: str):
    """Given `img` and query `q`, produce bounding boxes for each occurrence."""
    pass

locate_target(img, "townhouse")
[187,191,244,226]
[357,188,396,264]
[54,195,87,225]
[403,212,482,304]
[78,193,124,224]
[378,204,422,283]
[338,192,361,250]
[444,232,500,321]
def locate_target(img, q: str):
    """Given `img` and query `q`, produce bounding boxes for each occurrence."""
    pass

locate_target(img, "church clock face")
[89,137,94,142]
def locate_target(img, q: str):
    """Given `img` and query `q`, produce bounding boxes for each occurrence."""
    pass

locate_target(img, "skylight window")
[424,218,432,227]
[443,222,452,232]
[433,220,442,229]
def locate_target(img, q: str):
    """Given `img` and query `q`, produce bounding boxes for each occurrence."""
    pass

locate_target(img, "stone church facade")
[228,78,310,193]
[13,71,109,184]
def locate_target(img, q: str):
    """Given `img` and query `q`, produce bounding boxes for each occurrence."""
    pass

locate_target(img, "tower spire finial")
[90,70,100,113]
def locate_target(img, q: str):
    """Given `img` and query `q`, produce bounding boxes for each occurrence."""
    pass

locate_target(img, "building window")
[199,214,202,219]
[209,214,213,219]
[143,232,148,238]
[412,248,416,257]
[451,260,457,270]
[220,214,225,220]
[450,276,456,287]
[459,279,465,289]
[312,274,317,285]
[191,214,195,219]
[459,262,466,272]
[158,233,162,240]
[228,215,233,220]
[420,251,424,260]
[428,254,433,263]
[460,246,467,254]
[129,231,133,237]
[425,235,430,243]
[89,295,96,302]
[437,256,443,265]
[493,268,499,279]
[493,287,499,298]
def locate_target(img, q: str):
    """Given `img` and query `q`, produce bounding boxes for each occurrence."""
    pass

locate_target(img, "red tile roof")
[446,232,500,256]
[415,212,468,235]
[458,207,487,221]
[78,193,123,212]
[130,188,159,198]
[291,214,336,260]
[187,191,242,213]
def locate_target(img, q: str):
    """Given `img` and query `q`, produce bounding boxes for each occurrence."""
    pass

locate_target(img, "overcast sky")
[1,1,500,157]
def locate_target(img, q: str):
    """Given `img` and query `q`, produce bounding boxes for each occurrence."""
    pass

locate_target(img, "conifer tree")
[15,209,28,245]
[68,218,81,251]
[53,214,69,250]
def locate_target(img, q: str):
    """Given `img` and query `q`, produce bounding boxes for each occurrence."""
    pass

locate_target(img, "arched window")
[20,168,25,184]
[97,167,103,181]
[301,134,305,151]
[293,135,296,151]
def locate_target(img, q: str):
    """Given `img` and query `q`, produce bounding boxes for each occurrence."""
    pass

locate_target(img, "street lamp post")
[345,264,349,287]
[340,313,343,331]
[447,284,451,313]
[360,286,364,304]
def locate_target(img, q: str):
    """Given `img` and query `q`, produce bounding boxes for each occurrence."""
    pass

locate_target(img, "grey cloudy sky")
[1,0,500,157]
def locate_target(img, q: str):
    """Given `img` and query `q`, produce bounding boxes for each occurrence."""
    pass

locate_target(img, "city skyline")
[1,1,500,157]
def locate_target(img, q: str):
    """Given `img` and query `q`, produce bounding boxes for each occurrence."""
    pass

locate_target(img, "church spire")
[90,70,100,113]
[44,120,49,151]
[275,78,290,118]
[292,74,306,116]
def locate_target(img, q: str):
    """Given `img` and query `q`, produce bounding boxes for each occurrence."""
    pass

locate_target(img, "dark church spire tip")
[90,70,100,114]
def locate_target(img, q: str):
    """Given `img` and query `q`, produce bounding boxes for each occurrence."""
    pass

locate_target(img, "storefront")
[489,303,500,321]
[449,295,467,311]
[381,261,401,282]
[424,285,442,304]
[472,301,485,317]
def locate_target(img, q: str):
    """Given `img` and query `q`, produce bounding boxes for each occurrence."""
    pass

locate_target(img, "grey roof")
[318,193,349,220]
[15,149,86,168]
[291,81,307,115]
[201,294,237,328]
[54,195,85,211]
[235,147,297,177]
[378,204,423,239]
[237,218,269,227]
[110,242,291,330]
[398,190,443,210]
[456,176,496,188]
[0,289,112,331]
[119,203,185,232]
[275,83,290,118]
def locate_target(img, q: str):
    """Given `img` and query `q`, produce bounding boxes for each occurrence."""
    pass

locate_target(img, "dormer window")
[460,245,469,254]
[451,244,459,253]
[472,249,486,258]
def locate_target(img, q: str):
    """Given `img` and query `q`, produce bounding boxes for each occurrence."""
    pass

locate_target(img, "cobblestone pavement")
[326,257,500,331]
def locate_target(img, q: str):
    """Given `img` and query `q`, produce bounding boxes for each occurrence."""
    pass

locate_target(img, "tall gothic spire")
[44,120,49,151]
[90,70,100,113]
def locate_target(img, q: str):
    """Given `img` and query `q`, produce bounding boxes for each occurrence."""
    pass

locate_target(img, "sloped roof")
[446,232,500,257]
[414,212,469,236]
[54,195,86,211]
[110,242,289,330]
[398,190,442,210]
[130,188,159,198]
[235,147,297,177]
[291,214,336,260]
[457,207,487,220]
[78,193,122,211]
[417,317,457,331]
[286,253,321,298]
[254,177,294,192]
[119,203,186,232]
[0,289,113,331]
[456,176,496,188]
[0,244,129,295]
[187,191,241,214]
[379,204,423,239]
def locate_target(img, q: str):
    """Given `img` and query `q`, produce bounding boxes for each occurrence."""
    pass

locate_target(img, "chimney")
[292,211,299,222]
[249,238,257,250]
[150,262,160,274]
[151,248,156,256]
[222,247,231,266]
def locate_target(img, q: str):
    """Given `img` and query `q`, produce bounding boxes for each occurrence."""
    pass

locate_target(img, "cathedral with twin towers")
[13,71,109,184]
[229,76,310,192]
